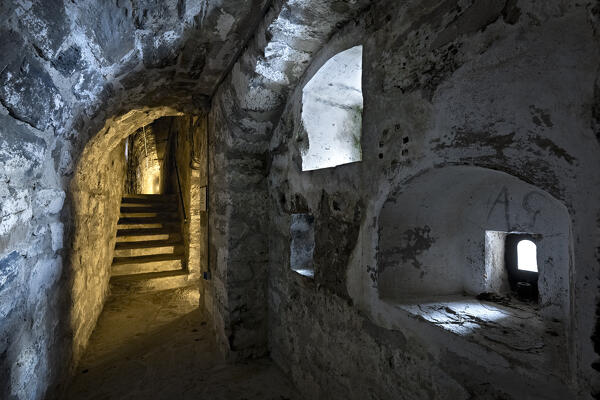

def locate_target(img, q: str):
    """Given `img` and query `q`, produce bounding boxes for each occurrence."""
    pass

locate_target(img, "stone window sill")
[385,294,567,376]
[292,268,314,278]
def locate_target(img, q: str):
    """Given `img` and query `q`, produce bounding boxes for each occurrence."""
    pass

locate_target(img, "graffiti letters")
[487,186,510,228]
[523,191,544,229]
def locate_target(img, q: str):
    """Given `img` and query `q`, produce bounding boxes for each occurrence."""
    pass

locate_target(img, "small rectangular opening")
[505,233,539,302]
[290,213,315,278]
[485,231,540,303]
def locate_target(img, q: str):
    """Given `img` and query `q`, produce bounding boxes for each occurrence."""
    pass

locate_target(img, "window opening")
[290,214,315,278]
[505,234,539,302]
[517,239,538,272]
[301,45,363,171]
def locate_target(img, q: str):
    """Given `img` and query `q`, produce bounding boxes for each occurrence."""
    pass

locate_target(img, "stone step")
[110,270,191,294]
[121,194,176,205]
[112,254,183,276]
[119,211,179,218]
[118,216,178,225]
[120,201,178,208]
[115,239,183,249]
[112,194,185,285]
[114,241,183,258]
[116,228,181,243]
[122,193,176,199]
[117,216,180,230]
[120,204,178,211]
[117,222,165,230]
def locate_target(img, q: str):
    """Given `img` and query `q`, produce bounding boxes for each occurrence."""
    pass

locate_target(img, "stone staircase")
[110,194,190,293]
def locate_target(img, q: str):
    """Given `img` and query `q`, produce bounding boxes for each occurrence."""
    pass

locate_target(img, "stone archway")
[68,107,185,362]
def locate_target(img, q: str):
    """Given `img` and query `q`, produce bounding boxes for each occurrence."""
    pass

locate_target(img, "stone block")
[0,251,22,291]
[141,30,181,69]
[72,69,106,102]
[17,0,68,59]
[33,189,65,216]
[0,54,65,132]
[50,223,64,252]
[0,28,25,73]
[0,113,47,178]
[0,188,32,241]
[28,257,62,300]
[52,46,83,77]
[86,1,136,64]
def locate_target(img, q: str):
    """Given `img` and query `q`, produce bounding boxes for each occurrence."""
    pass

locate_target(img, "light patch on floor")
[66,288,301,400]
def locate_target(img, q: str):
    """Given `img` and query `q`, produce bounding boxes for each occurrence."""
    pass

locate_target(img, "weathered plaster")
[268,0,600,398]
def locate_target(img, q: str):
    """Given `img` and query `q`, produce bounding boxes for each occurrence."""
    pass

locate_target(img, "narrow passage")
[66,288,300,400]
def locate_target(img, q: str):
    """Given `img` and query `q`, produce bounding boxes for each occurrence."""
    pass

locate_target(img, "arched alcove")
[300,45,363,171]
[68,107,186,360]
[377,166,572,321]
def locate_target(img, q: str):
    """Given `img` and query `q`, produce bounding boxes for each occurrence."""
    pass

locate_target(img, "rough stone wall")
[68,142,127,369]
[0,108,67,400]
[125,122,169,194]
[268,0,600,399]
[170,115,208,282]
[170,118,193,212]
[0,96,125,400]
[205,0,373,359]
[124,135,137,195]
[0,0,270,397]
[206,90,271,358]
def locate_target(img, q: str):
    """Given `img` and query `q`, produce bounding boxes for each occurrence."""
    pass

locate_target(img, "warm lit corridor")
[65,288,299,399]
[64,117,298,398]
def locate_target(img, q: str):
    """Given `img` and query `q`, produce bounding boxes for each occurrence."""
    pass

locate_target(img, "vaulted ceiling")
[0,0,372,138]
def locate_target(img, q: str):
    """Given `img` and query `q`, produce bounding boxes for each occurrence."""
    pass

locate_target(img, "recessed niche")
[485,231,540,302]
[290,214,315,278]
[377,166,571,321]
[516,238,538,272]
[301,45,363,171]
[506,233,540,301]
[376,166,572,374]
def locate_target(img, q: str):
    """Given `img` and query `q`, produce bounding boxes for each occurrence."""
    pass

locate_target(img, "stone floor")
[65,287,301,400]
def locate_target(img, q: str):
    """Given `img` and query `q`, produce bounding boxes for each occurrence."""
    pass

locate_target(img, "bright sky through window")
[517,239,538,272]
